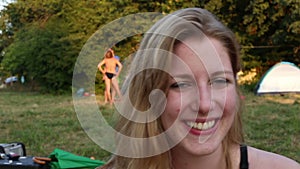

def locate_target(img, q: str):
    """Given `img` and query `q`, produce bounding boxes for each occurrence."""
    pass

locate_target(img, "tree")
[236,0,300,74]
[0,0,299,92]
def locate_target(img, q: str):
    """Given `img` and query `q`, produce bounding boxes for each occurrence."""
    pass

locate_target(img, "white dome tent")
[255,61,300,95]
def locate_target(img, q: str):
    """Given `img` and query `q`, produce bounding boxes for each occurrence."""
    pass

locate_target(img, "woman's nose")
[197,85,211,115]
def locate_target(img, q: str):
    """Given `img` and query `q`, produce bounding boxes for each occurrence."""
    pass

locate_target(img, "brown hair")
[105,50,113,58]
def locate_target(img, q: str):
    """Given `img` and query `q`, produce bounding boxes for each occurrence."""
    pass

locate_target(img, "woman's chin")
[178,133,222,156]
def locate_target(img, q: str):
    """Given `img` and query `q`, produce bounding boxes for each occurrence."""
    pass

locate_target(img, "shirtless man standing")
[98,49,123,105]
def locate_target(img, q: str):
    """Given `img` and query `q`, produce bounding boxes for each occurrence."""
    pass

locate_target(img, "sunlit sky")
[0,0,13,10]
[0,2,5,10]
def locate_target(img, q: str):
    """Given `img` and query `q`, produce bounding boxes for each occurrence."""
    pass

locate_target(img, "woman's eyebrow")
[168,74,195,83]
[210,70,234,77]
[171,70,234,78]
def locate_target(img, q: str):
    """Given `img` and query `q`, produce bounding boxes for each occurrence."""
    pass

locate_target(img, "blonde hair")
[100,8,243,169]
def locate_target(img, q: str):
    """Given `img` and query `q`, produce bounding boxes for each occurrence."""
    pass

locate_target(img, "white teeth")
[187,120,216,130]
[193,123,198,128]
[197,123,202,129]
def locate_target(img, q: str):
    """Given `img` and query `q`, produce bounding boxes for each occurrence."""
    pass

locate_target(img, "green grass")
[0,89,299,163]
[241,91,300,162]
[0,91,111,161]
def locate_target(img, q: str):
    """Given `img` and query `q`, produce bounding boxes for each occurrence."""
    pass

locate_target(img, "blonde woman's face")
[161,37,238,156]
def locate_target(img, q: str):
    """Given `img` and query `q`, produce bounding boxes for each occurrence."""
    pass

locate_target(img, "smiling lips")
[186,119,217,131]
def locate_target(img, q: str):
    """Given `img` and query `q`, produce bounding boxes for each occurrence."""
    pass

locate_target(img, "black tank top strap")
[240,144,249,169]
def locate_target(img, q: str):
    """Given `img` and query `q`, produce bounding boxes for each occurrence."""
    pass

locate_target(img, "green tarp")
[49,148,105,169]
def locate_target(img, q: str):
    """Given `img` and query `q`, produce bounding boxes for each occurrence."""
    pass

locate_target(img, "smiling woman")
[97,8,300,169]
[162,38,238,155]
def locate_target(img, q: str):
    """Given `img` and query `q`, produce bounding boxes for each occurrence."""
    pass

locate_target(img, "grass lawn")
[0,89,299,163]
[242,91,300,162]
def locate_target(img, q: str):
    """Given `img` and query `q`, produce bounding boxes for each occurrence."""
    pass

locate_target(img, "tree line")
[0,0,299,93]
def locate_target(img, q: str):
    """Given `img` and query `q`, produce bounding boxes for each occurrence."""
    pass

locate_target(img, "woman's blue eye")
[211,78,229,88]
[170,82,189,88]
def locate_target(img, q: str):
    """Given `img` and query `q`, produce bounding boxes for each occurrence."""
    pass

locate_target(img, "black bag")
[0,156,50,169]
[0,142,26,156]
[0,143,50,169]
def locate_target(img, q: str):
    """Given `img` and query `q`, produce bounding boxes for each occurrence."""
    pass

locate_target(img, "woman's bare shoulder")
[248,146,300,169]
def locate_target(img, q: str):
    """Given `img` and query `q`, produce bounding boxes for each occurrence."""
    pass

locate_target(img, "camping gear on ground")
[4,76,18,84]
[0,142,26,157]
[0,142,48,168]
[0,142,105,169]
[48,148,105,169]
[255,61,300,95]
[33,157,52,165]
[0,156,50,169]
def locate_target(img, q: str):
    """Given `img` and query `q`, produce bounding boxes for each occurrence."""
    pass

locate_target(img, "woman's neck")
[171,144,226,169]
